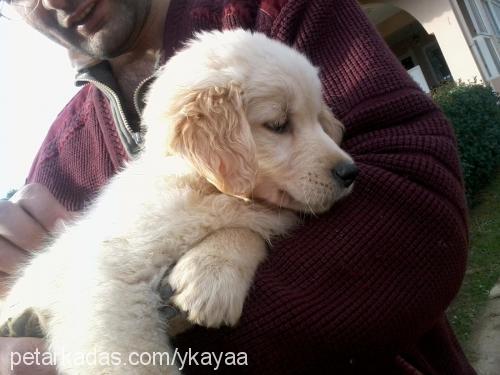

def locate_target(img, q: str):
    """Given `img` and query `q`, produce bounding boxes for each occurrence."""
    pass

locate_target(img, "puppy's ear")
[319,103,344,144]
[169,84,257,198]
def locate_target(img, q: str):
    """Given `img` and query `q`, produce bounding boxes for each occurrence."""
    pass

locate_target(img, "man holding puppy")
[0,0,476,374]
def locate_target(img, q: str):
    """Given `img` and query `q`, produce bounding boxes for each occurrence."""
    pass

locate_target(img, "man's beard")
[76,0,149,59]
[33,0,152,60]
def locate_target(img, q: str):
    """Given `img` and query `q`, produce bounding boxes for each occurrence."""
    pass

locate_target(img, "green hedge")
[432,81,500,205]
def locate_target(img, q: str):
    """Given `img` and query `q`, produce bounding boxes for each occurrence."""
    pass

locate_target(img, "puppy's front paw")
[167,252,249,328]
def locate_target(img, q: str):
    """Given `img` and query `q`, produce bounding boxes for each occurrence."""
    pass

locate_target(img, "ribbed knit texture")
[27,85,127,211]
[27,0,475,374]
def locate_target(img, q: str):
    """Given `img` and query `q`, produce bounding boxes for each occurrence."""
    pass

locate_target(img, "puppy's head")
[143,30,357,213]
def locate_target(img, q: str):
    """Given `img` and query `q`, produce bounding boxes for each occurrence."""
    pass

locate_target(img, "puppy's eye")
[264,120,289,134]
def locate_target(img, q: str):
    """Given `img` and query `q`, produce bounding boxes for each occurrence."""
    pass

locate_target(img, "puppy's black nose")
[333,162,359,188]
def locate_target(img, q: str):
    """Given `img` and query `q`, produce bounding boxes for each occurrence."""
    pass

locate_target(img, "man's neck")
[110,0,171,101]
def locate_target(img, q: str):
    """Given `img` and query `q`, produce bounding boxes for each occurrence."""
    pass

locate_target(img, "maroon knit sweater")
[27,0,475,374]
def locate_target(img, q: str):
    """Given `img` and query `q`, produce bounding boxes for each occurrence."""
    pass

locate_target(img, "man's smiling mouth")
[64,0,98,28]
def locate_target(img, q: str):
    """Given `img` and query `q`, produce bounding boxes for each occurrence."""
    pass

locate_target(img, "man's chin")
[79,37,127,60]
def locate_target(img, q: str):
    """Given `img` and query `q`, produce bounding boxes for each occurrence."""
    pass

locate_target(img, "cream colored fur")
[1,30,354,374]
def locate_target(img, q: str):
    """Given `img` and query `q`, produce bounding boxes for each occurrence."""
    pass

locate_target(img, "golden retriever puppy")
[1,29,357,374]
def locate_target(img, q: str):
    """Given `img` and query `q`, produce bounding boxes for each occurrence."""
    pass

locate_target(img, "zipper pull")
[132,132,144,145]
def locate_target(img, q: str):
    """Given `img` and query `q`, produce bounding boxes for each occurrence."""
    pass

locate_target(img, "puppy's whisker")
[279,190,286,210]
[300,180,317,217]
[276,190,288,221]
[310,188,321,217]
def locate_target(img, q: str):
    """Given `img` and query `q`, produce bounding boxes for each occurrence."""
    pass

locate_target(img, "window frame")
[484,0,500,35]
[464,0,490,35]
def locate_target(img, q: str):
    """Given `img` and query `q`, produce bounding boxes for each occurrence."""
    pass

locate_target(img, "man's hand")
[0,184,71,375]
[0,183,72,295]
[0,338,56,375]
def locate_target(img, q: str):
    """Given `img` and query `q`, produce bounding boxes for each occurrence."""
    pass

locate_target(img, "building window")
[474,39,492,76]
[484,36,500,72]
[458,0,479,35]
[424,43,453,83]
[460,0,500,78]
[472,35,500,78]
[483,0,500,35]
[466,0,489,33]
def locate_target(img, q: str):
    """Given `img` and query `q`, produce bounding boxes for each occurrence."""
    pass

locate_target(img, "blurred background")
[0,18,77,196]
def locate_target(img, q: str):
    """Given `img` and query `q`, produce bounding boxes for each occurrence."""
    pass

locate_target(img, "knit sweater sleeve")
[175,0,469,371]
[26,85,126,211]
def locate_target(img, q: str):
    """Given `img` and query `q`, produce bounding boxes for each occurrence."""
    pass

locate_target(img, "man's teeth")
[74,3,95,24]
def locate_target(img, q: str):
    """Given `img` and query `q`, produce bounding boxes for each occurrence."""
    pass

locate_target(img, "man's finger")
[0,271,11,296]
[10,184,73,233]
[0,200,47,252]
[0,237,29,276]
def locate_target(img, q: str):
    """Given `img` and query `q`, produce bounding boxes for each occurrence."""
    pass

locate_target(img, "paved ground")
[469,279,500,375]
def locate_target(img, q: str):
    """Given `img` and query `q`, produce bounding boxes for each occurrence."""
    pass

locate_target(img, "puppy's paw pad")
[167,254,248,328]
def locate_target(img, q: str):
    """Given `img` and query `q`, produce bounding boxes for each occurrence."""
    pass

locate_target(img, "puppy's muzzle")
[332,162,359,188]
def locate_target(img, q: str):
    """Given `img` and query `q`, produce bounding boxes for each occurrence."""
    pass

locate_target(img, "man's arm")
[25,84,127,212]
[260,0,468,348]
